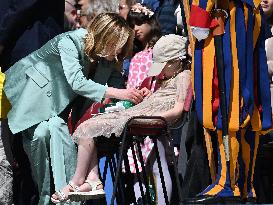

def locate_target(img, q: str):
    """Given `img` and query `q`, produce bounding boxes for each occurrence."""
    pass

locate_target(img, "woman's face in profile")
[133,23,152,43]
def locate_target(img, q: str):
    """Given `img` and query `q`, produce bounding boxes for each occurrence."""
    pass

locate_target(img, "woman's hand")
[121,88,144,104]
[140,87,152,98]
[105,87,144,104]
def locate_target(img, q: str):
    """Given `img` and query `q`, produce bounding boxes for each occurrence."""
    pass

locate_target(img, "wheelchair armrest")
[125,116,168,136]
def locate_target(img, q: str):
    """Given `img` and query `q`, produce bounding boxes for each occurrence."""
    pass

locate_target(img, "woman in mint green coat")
[4,13,143,205]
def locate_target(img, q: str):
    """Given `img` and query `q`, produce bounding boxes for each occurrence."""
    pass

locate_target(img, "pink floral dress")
[127,48,153,89]
[127,48,156,172]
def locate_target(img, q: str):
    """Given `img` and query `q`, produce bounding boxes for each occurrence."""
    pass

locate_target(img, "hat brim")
[147,61,167,77]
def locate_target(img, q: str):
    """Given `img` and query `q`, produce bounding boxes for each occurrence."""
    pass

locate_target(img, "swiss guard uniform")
[185,0,272,203]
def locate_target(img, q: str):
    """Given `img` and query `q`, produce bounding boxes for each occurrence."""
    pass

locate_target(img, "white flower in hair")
[131,3,154,18]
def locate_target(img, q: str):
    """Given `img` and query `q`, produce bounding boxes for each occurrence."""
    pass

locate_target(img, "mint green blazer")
[4,28,107,134]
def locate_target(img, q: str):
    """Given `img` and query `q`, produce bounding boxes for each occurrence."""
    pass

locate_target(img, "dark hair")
[127,5,161,50]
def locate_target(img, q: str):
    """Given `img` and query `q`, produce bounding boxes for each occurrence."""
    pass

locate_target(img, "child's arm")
[161,101,185,122]
[161,70,191,122]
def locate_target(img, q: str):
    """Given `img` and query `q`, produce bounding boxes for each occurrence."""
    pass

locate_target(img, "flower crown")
[131,3,154,18]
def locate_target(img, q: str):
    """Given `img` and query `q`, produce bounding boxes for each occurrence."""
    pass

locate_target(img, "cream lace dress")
[73,70,191,144]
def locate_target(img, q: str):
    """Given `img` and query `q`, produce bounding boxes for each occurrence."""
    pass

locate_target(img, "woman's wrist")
[104,87,118,99]
[104,87,115,98]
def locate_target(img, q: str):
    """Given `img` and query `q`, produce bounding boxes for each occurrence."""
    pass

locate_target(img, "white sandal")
[51,191,69,204]
[68,179,105,201]
[51,181,79,204]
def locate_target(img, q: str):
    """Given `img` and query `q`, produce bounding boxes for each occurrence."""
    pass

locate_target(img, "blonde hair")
[84,13,134,63]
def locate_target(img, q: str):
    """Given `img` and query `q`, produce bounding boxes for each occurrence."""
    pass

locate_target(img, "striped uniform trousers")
[190,0,272,199]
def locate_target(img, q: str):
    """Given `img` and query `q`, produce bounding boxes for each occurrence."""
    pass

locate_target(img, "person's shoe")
[51,191,71,204]
[68,179,105,201]
[184,195,242,204]
[51,181,78,204]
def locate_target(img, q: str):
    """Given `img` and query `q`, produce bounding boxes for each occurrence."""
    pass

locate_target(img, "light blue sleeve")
[58,36,107,102]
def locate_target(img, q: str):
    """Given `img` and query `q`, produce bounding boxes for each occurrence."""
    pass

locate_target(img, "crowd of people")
[0,0,273,205]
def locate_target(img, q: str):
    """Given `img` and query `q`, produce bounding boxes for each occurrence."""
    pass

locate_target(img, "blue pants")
[22,116,80,205]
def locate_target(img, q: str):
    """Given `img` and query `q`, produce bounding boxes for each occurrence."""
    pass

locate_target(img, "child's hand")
[140,87,152,98]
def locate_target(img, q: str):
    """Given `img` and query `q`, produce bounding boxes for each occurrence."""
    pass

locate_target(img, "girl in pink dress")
[126,3,161,90]
[125,4,161,174]
[125,4,173,203]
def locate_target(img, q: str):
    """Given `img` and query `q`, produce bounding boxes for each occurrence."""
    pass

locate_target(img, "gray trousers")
[0,120,13,205]
[22,116,80,205]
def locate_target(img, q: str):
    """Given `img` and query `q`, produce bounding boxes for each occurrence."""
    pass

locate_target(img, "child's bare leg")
[86,142,99,181]
[51,137,95,199]
[70,137,95,184]
[77,138,103,191]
